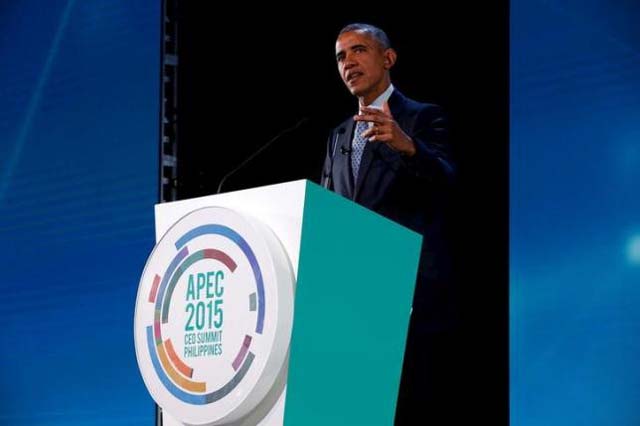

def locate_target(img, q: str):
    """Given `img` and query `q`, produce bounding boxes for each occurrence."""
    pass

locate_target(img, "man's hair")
[338,23,391,50]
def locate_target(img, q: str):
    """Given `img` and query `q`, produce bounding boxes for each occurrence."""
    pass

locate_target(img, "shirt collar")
[368,83,394,110]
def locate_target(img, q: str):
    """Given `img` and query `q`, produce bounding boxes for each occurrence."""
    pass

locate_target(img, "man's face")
[335,31,392,100]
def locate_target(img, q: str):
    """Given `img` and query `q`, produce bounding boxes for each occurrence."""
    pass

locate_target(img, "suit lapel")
[333,119,356,198]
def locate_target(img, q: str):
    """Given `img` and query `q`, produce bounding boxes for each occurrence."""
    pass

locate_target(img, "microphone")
[333,127,347,155]
[337,128,350,155]
[217,117,310,194]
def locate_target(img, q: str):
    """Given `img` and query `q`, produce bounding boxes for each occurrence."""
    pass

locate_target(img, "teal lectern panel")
[284,182,422,425]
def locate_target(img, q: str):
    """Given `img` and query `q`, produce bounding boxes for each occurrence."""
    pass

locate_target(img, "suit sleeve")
[401,105,455,185]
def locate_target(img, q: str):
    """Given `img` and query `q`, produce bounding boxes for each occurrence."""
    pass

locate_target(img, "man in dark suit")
[321,23,459,424]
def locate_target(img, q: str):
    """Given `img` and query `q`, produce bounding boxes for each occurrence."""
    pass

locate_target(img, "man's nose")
[344,57,357,69]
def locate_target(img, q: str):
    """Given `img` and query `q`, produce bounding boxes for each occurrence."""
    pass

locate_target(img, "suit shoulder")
[392,90,444,120]
[396,94,448,138]
[403,97,443,115]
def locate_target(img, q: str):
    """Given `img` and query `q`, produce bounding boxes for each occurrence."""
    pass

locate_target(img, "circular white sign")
[134,207,294,425]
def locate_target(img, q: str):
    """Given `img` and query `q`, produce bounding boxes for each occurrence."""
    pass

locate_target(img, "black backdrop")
[174,2,508,423]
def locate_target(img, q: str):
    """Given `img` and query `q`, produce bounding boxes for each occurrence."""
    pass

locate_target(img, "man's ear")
[384,48,397,69]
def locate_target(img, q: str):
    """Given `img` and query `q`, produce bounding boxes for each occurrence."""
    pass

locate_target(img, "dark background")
[175,3,508,423]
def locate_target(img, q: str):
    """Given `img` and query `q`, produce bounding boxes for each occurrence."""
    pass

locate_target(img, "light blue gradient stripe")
[175,224,265,334]
[0,0,77,203]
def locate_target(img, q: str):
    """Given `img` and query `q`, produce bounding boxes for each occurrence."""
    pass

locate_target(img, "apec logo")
[134,207,293,425]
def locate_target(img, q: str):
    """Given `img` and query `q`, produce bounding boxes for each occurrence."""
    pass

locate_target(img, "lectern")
[134,180,421,425]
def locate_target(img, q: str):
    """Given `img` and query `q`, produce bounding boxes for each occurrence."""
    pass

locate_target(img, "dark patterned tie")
[351,120,368,180]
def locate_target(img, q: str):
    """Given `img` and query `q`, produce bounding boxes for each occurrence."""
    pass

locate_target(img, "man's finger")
[361,127,378,139]
[354,114,386,125]
[367,133,392,143]
[360,106,388,117]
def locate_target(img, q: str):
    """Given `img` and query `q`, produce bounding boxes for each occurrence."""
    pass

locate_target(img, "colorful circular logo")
[134,207,294,425]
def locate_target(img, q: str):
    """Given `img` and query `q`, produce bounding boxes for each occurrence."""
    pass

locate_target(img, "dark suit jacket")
[321,89,456,333]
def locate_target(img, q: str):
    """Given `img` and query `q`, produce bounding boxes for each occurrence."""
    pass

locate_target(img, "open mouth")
[347,72,363,83]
